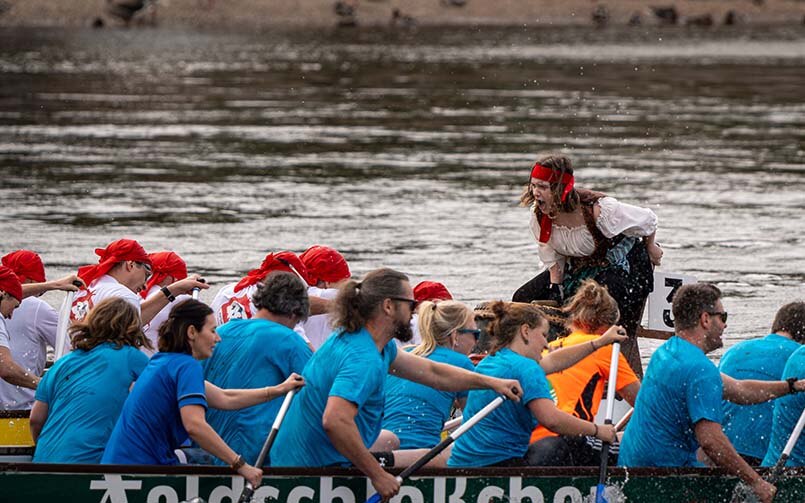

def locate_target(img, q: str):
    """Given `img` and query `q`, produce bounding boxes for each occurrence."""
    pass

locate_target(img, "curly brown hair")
[70,297,151,351]
[519,154,581,215]
[563,279,620,333]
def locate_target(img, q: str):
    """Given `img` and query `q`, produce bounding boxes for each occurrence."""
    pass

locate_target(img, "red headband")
[413,281,453,303]
[2,250,46,283]
[530,163,575,202]
[234,251,313,293]
[77,239,150,286]
[300,245,351,285]
[530,163,575,244]
[140,251,188,298]
[0,266,23,303]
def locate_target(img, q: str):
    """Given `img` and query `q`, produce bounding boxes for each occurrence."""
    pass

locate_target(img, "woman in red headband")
[513,155,662,376]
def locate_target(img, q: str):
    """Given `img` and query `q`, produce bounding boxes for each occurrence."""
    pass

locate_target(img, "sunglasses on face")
[135,261,152,279]
[457,328,482,341]
[390,297,418,310]
[707,311,728,323]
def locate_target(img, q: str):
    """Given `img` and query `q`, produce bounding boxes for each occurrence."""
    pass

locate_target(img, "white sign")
[646,271,698,331]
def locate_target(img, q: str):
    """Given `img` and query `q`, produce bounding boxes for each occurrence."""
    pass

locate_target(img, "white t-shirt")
[0,297,58,410]
[529,196,658,270]
[0,316,10,350]
[299,286,339,350]
[70,274,141,323]
[141,285,191,356]
[210,282,259,326]
[211,282,311,344]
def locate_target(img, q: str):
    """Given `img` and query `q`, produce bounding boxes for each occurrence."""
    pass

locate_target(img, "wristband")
[230,454,245,470]
[787,377,799,394]
[593,423,599,438]
[161,286,176,302]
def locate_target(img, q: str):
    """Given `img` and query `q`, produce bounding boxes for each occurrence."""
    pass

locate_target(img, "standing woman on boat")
[513,155,662,376]
[30,297,151,463]
[447,301,621,467]
[101,299,304,489]
[527,279,640,466]
[375,300,478,452]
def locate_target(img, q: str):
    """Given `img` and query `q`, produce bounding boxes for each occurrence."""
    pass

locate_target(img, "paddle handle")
[236,389,297,503]
[442,415,463,432]
[596,341,621,499]
[365,396,507,503]
[614,408,633,432]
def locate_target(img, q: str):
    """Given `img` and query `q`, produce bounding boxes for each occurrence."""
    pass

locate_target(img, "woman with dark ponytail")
[527,279,641,466]
[448,300,624,467]
[102,299,304,489]
[513,154,662,377]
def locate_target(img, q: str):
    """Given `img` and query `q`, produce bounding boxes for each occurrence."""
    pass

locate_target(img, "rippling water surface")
[1,26,804,365]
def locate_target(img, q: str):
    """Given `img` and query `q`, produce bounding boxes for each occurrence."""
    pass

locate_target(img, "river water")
[1,25,804,366]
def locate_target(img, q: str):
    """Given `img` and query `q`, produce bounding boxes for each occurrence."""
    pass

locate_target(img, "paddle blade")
[365,493,382,503]
[595,483,608,503]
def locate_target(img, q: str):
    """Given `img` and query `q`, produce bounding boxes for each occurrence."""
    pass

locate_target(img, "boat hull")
[2,463,805,503]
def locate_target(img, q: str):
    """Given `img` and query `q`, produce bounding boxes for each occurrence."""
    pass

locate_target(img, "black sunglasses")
[390,297,418,310]
[457,328,482,341]
[707,311,728,323]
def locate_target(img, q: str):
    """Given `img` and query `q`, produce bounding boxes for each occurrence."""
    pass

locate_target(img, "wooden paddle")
[365,395,508,503]
[236,388,297,503]
[730,406,805,503]
[595,342,621,503]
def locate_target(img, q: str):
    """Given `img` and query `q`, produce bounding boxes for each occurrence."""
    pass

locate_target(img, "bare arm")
[180,405,263,487]
[389,350,522,401]
[0,346,39,389]
[618,381,640,407]
[548,263,564,284]
[540,326,627,374]
[204,374,304,410]
[528,398,616,443]
[721,373,800,405]
[29,400,48,442]
[322,396,400,500]
[309,296,330,316]
[21,275,84,298]
[140,276,209,325]
[694,420,774,501]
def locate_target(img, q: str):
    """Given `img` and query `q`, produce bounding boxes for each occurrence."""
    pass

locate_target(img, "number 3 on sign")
[646,271,698,332]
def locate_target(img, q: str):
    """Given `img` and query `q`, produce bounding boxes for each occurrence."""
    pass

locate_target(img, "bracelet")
[787,377,799,394]
[589,340,598,352]
[161,286,176,302]
[230,454,245,470]
[593,423,599,438]
[264,386,272,401]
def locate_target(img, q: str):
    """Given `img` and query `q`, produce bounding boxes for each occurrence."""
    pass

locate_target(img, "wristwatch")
[787,377,799,394]
[161,286,176,302]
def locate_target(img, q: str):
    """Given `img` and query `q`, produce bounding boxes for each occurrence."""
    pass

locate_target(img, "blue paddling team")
[2,156,805,503]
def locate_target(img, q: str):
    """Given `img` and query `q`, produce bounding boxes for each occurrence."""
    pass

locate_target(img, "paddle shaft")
[237,389,296,503]
[596,342,621,502]
[769,406,805,485]
[442,415,463,432]
[366,395,507,503]
[54,281,84,360]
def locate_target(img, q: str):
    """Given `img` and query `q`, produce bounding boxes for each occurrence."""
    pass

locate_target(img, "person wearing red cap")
[0,265,36,391]
[404,280,453,348]
[0,251,59,407]
[141,251,190,356]
[298,245,352,349]
[70,239,207,329]
[513,155,662,377]
[210,250,317,327]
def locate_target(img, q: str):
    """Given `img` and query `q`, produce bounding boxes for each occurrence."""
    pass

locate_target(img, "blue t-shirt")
[719,333,800,459]
[33,343,148,463]
[382,346,475,449]
[763,346,805,467]
[202,318,312,465]
[619,336,723,467]
[448,348,553,467]
[270,328,398,467]
[102,352,207,465]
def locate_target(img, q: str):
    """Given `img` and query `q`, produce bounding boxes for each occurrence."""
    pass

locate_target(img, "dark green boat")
[1,461,804,503]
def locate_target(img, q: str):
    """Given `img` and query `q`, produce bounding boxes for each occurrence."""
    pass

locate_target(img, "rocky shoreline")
[0,0,804,30]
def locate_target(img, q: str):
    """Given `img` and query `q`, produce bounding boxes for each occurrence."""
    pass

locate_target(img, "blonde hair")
[563,279,620,333]
[411,300,474,357]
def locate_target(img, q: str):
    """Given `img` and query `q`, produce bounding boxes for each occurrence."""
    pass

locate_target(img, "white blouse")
[529,197,658,270]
